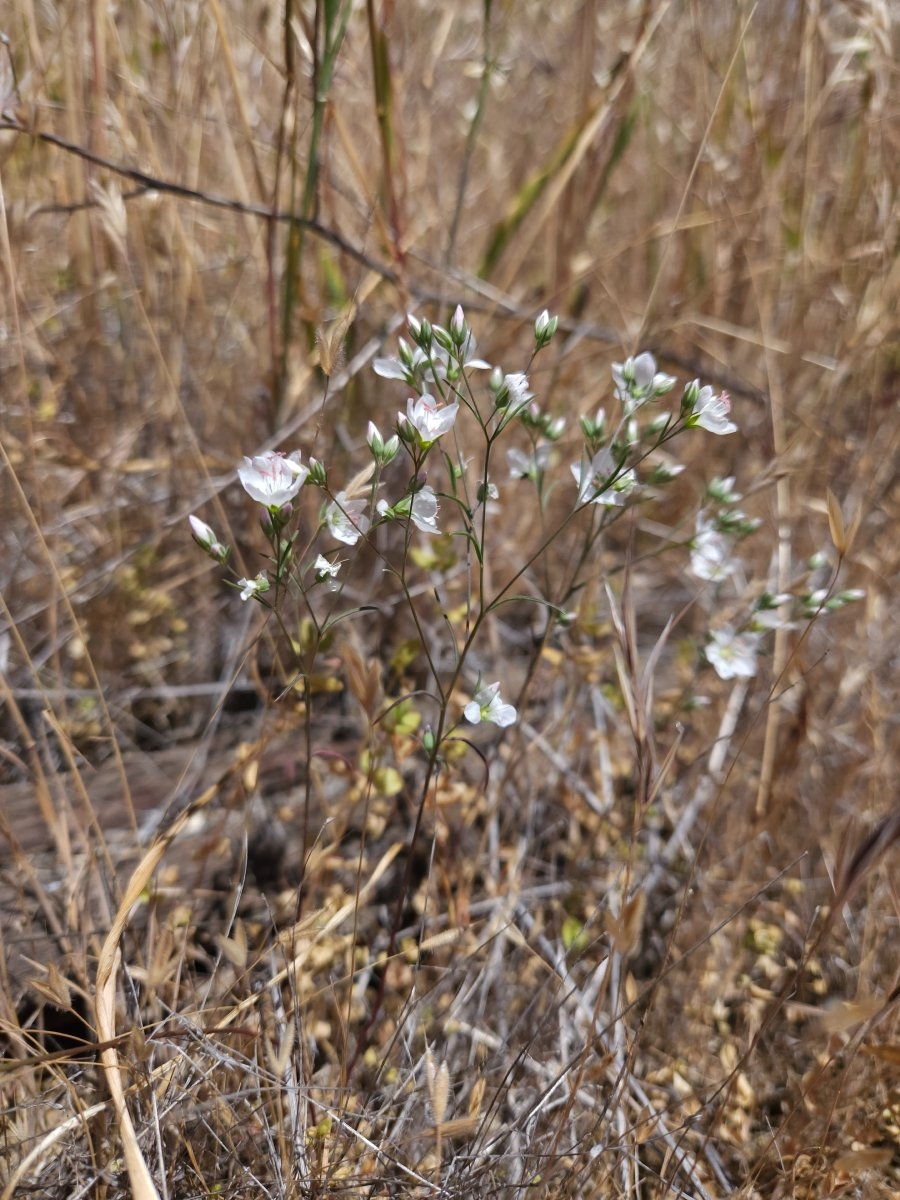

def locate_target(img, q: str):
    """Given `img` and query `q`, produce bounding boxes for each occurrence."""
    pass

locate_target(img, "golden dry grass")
[1,2,900,1197]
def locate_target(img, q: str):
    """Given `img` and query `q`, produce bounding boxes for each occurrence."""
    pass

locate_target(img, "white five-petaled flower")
[409,486,440,534]
[507,445,551,480]
[326,492,370,546]
[690,516,739,582]
[612,352,675,413]
[401,395,459,447]
[613,352,656,393]
[750,608,786,631]
[376,485,442,535]
[572,449,636,506]
[464,682,517,728]
[313,554,341,579]
[237,572,270,602]
[502,372,533,414]
[238,450,308,508]
[373,339,433,386]
[690,384,737,435]
[706,627,760,680]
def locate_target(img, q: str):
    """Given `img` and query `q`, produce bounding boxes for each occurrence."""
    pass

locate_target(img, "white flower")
[458,334,490,370]
[464,682,517,728]
[409,485,440,534]
[238,450,308,508]
[690,516,738,582]
[373,339,433,386]
[373,355,407,380]
[401,395,459,446]
[313,554,341,579]
[572,449,636,506]
[502,372,533,414]
[572,447,612,502]
[507,445,551,480]
[690,385,737,435]
[613,352,657,393]
[377,486,442,535]
[750,608,786,631]
[612,353,675,412]
[706,627,760,679]
[237,572,270,602]
[326,492,370,545]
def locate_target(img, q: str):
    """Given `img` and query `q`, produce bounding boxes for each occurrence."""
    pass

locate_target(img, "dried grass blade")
[94,778,224,1200]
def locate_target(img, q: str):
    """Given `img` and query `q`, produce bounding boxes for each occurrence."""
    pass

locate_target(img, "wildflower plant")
[193,307,865,757]
[190,305,862,1062]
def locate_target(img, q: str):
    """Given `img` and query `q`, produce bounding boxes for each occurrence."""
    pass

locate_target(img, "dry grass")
[2,2,900,1197]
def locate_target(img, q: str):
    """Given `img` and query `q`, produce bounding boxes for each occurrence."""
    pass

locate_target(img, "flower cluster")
[687,477,863,681]
[612,352,675,415]
[190,306,860,745]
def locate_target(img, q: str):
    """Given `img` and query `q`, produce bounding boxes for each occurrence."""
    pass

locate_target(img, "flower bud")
[681,378,700,415]
[534,309,558,348]
[646,461,685,484]
[450,304,467,346]
[492,371,511,409]
[367,420,385,456]
[189,515,229,563]
[408,314,432,350]
[307,457,327,487]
